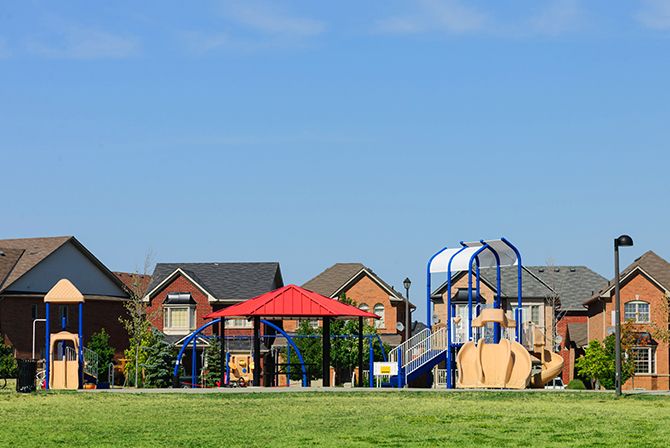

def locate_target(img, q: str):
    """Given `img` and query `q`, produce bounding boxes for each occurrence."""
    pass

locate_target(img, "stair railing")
[403,327,448,376]
[388,328,430,366]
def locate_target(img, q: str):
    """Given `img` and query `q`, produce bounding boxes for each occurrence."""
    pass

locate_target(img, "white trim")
[143,268,216,302]
[172,335,211,347]
[331,268,405,302]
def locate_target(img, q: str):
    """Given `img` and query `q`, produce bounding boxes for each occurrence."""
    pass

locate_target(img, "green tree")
[87,328,115,378]
[0,338,17,378]
[576,321,636,390]
[141,328,176,388]
[204,337,222,387]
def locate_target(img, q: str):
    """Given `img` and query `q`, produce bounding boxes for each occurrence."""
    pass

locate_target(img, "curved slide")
[530,350,564,388]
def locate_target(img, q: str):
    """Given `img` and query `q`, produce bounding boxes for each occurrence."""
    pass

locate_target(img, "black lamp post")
[614,234,633,397]
[403,277,412,342]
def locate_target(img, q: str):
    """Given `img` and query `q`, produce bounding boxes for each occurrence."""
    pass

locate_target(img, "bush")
[566,379,586,390]
[87,328,116,377]
[0,339,17,378]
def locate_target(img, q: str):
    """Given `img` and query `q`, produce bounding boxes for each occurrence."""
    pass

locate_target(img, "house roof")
[0,236,71,290]
[302,263,408,303]
[566,322,588,347]
[432,265,607,312]
[526,266,607,311]
[586,251,670,304]
[147,262,283,301]
[205,284,380,319]
[114,272,152,297]
[0,236,128,295]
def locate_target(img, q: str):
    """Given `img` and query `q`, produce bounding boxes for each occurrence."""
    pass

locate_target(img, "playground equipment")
[529,327,564,388]
[228,354,254,386]
[389,238,563,389]
[44,279,84,390]
[456,308,532,389]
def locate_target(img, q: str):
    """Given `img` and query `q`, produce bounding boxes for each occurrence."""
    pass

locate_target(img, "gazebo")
[204,284,379,387]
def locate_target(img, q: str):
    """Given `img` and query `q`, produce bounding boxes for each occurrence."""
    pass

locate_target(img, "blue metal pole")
[368,337,374,388]
[480,241,502,343]
[78,302,83,389]
[446,244,468,389]
[45,302,50,390]
[426,246,449,327]
[467,244,491,342]
[501,237,523,344]
[396,350,402,388]
[191,337,197,388]
[475,257,481,311]
[225,352,231,386]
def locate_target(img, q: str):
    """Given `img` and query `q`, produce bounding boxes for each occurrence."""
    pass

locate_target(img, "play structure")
[173,284,381,388]
[388,238,563,389]
[44,279,85,390]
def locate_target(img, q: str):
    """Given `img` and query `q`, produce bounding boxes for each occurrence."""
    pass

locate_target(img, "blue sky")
[1,1,669,321]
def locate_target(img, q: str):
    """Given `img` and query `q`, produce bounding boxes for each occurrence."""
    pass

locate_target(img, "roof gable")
[303,263,407,302]
[0,236,70,290]
[147,262,283,301]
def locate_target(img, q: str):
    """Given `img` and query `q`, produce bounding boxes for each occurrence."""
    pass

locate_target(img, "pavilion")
[204,284,379,387]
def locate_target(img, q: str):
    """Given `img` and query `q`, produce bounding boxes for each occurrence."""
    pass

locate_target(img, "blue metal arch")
[426,245,449,327]
[480,240,502,343]
[501,237,523,344]
[172,318,309,387]
[260,319,308,387]
[446,243,468,389]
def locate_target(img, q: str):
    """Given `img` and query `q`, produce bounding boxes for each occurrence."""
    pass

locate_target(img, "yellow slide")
[529,328,564,387]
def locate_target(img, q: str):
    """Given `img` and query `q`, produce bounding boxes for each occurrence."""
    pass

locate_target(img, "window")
[374,303,385,329]
[521,305,542,327]
[163,306,196,333]
[227,318,253,329]
[358,304,369,313]
[624,301,650,323]
[632,346,656,374]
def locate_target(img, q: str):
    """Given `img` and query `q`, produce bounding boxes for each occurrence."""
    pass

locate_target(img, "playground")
[1,388,670,447]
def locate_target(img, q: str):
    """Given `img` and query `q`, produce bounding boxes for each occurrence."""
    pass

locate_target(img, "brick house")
[296,263,414,347]
[143,262,283,349]
[0,236,130,359]
[585,251,670,391]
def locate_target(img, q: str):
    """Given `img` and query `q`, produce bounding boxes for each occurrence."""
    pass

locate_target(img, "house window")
[359,303,369,313]
[374,303,385,329]
[631,346,656,374]
[298,319,319,329]
[521,305,542,327]
[227,318,253,329]
[624,301,650,323]
[163,306,196,333]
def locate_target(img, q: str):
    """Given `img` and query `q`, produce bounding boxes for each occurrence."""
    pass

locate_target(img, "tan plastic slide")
[456,309,532,389]
[530,328,564,388]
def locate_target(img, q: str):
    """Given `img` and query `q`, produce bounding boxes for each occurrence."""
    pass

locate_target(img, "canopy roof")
[204,284,380,319]
[429,239,519,274]
[44,278,85,303]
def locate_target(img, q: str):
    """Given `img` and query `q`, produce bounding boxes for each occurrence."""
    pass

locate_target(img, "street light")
[614,234,633,397]
[403,277,412,342]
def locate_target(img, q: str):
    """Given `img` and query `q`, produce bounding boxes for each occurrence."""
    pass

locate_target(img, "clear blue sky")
[2,1,669,322]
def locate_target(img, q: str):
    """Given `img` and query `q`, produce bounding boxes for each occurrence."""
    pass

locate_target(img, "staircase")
[388,328,448,387]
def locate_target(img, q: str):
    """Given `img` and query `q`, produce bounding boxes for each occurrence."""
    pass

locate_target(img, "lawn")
[0,388,668,447]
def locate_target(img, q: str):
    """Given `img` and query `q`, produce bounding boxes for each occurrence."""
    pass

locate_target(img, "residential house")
[585,251,670,391]
[143,262,283,348]
[296,263,413,347]
[0,236,130,359]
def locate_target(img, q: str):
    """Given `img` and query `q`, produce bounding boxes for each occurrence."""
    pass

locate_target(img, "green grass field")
[1,388,669,447]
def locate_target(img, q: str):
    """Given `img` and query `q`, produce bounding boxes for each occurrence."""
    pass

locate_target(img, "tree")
[119,251,154,387]
[576,321,636,389]
[87,328,115,378]
[141,328,176,388]
[649,293,670,343]
[0,338,17,379]
[204,337,222,387]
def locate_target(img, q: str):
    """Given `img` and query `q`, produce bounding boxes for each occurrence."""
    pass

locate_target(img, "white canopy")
[429,240,519,274]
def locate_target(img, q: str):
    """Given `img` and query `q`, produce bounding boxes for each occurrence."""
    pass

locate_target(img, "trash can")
[16,359,37,393]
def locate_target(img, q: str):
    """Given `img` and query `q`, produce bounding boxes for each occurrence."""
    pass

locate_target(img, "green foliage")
[87,328,115,377]
[566,379,586,390]
[205,337,222,387]
[576,323,636,390]
[0,338,17,378]
[141,328,176,388]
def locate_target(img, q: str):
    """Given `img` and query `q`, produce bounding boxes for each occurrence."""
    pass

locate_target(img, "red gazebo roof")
[204,284,379,319]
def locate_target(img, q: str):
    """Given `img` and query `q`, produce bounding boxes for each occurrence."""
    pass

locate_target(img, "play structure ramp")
[388,327,448,386]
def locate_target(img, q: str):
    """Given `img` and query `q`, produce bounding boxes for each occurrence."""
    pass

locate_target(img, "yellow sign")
[380,366,391,374]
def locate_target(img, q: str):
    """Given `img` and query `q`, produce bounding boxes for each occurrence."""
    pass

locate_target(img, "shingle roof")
[586,251,670,304]
[0,248,24,288]
[147,262,283,301]
[566,322,588,347]
[0,236,71,290]
[432,265,606,312]
[302,263,406,302]
[526,266,607,311]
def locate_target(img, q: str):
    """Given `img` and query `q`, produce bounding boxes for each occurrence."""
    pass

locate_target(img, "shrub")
[87,328,116,377]
[566,379,586,390]
[0,339,17,378]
